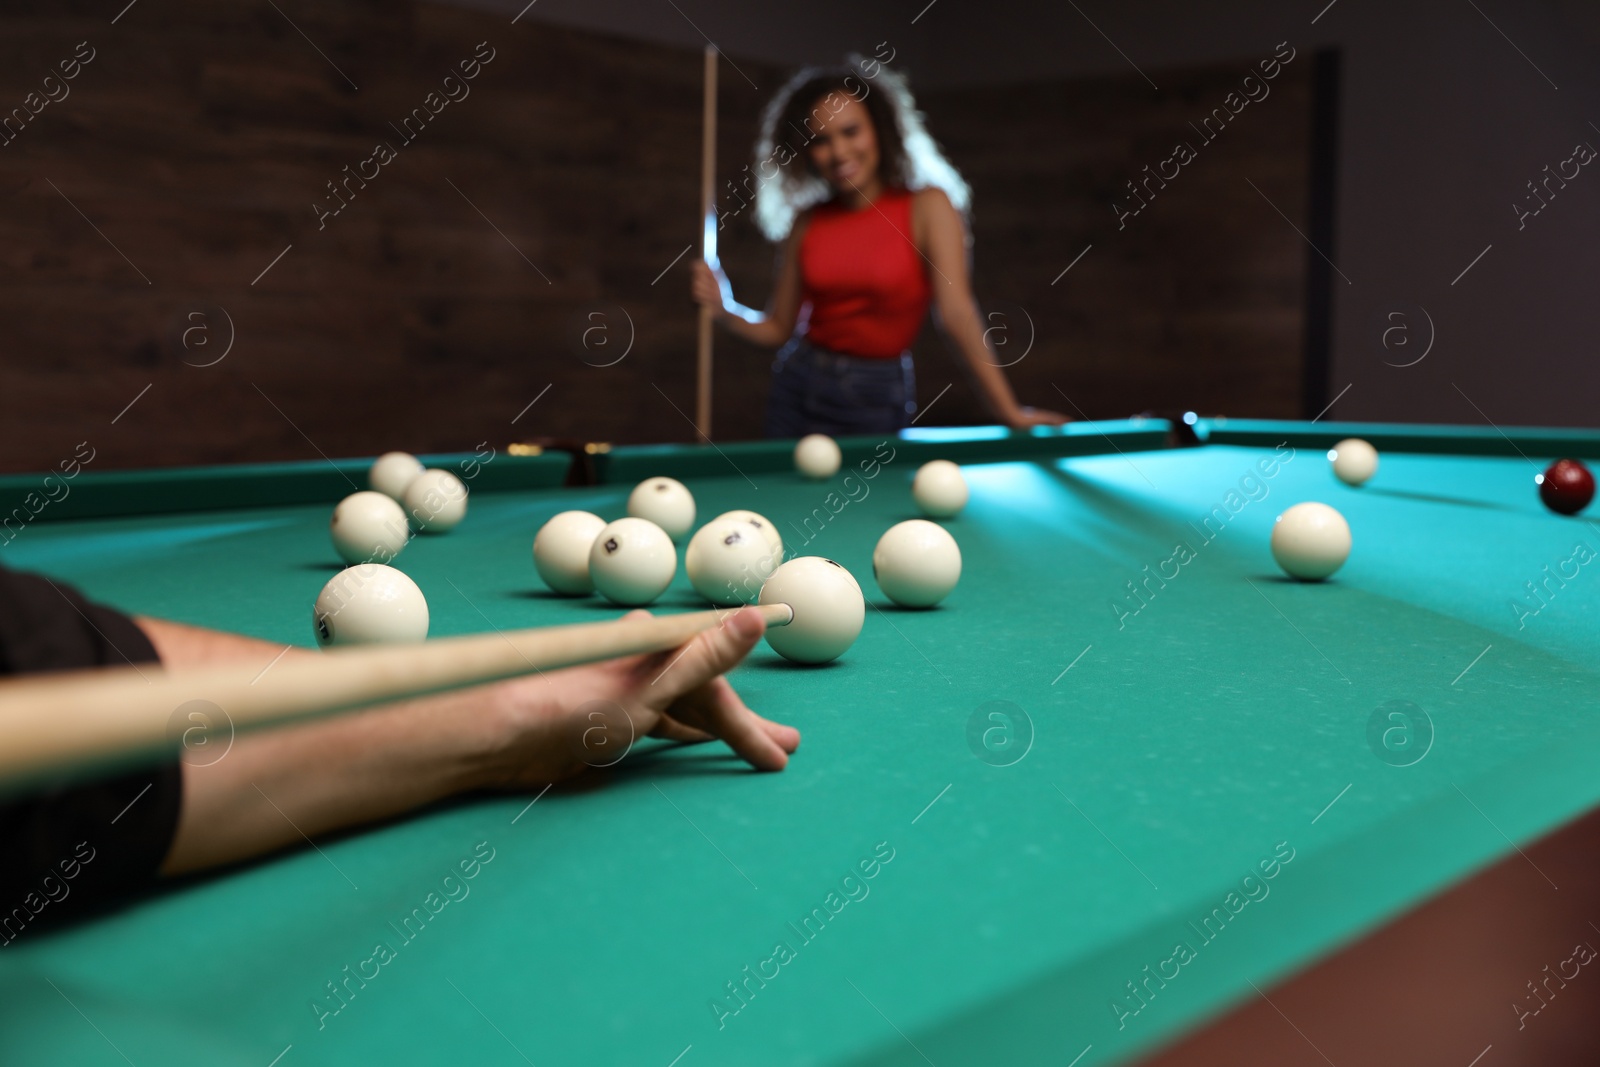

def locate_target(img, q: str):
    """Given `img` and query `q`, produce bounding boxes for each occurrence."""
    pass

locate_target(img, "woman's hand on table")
[1003,405,1071,429]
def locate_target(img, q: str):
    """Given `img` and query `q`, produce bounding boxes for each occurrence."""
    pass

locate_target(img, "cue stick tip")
[756,603,794,627]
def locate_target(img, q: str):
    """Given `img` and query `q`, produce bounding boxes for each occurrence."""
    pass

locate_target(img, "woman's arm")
[139,611,798,875]
[916,189,1069,429]
[691,216,809,348]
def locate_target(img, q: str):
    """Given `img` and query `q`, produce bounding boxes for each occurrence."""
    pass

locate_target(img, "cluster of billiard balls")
[1268,439,1596,583]
[330,451,470,563]
[531,440,968,663]
[311,451,468,648]
[310,438,972,666]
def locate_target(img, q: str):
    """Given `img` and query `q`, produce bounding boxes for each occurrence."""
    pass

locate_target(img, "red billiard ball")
[1537,458,1595,515]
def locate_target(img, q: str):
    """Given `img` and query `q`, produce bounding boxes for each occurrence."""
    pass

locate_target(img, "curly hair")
[749,57,971,242]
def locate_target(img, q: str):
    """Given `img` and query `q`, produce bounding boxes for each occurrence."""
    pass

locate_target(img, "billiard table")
[3,418,1599,1066]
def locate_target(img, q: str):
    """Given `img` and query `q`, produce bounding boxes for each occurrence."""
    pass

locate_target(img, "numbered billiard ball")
[330,491,410,565]
[685,517,779,605]
[713,509,783,560]
[794,434,842,479]
[1328,438,1378,487]
[873,520,962,608]
[758,556,864,664]
[313,564,429,647]
[626,477,696,541]
[533,510,607,594]
[1537,459,1595,516]
[403,469,468,533]
[589,517,677,606]
[1270,502,1351,581]
[913,460,968,518]
[369,451,424,501]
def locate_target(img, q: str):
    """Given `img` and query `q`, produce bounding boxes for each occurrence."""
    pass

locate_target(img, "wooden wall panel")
[911,62,1312,426]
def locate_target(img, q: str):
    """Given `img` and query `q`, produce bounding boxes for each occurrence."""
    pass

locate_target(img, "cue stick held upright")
[695,43,718,440]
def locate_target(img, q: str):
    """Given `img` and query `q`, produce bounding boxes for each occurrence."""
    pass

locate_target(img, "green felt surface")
[2,430,1599,1066]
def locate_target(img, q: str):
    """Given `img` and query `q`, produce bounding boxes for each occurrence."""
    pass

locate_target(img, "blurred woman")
[692,58,1067,437]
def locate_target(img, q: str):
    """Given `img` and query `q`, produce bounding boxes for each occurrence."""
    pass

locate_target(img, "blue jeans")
[764,338,917,438]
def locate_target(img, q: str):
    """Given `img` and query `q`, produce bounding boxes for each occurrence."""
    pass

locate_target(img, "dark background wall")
[0,2,783,471]
[904,0,1600,431]
[5,0,1592,473]
[911,62,1312,427]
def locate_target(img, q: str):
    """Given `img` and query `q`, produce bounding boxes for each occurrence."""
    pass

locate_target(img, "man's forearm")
[161,687,499,875]
[136,616,499,876]
[136,616,297,670]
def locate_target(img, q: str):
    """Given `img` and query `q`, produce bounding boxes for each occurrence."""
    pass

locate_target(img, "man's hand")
[478,606,800,788]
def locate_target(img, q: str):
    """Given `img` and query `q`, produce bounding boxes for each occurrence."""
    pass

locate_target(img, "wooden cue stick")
[0,603,793,790]
[695,43,718,440]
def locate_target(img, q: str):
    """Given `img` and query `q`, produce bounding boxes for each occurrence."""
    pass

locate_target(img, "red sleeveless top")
[798,188,932,359]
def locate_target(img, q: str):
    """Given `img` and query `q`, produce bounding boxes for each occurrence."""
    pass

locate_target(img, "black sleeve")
[0,566,182,944]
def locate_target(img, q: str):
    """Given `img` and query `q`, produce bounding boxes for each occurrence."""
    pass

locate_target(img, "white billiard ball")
[873,520,962,608]
[533,510,607,594]
[686,517,781,605]
[330,491,411,565]
[627,477,696,541]
[1270,502,1352,581]
[794,434,842,479]
[758,556,865,664]
[369,451,424,501]
[313,563,429,647]
[714,509,783,560]
[590,517,677,605]
[1328,438,1379,487]
[404,469,468,533]
[913,459,968,518]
